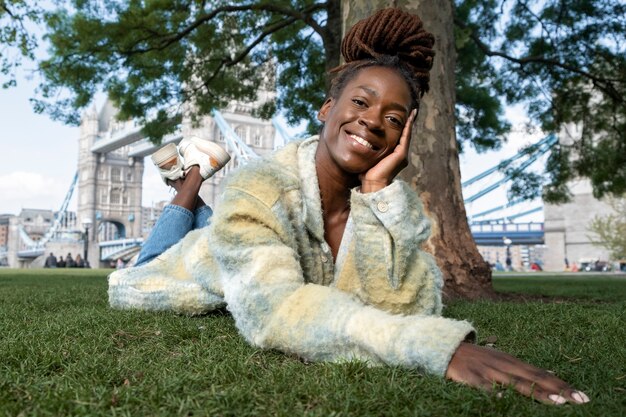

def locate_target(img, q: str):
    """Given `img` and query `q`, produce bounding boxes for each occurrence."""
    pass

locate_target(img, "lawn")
[1,269,624,416]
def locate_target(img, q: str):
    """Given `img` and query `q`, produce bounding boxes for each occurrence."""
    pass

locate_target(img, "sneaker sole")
[151,143,179,166]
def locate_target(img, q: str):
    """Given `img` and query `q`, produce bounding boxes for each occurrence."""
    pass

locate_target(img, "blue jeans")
[135,204,213,266]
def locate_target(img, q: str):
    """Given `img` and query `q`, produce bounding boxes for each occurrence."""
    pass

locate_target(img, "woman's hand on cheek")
[360,109,417,193]
[445,342,590,405]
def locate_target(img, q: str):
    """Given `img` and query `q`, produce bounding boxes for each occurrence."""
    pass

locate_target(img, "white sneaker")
[179,136,231,180]
[151,143,184,184]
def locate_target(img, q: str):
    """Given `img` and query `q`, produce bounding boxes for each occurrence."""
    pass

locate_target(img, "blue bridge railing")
[470,222,544,245]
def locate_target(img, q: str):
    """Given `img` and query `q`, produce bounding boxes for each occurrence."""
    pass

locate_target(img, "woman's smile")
[349,133,375,150]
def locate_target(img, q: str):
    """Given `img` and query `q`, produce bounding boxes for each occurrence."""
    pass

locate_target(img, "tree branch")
[518,0,553,43]
[454,18,625,104]
[189,14,299,96]
[122,2,327,55]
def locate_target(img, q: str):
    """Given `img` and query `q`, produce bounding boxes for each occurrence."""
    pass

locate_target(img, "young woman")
[109,8,588,405]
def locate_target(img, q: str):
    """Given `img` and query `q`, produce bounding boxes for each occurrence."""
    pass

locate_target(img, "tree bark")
[323,0,342,74]
[342,0,493,300]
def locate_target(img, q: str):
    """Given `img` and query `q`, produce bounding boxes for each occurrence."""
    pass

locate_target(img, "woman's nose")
[358,108,383,131]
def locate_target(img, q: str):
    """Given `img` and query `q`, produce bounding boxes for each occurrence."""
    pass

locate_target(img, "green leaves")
[5,0,624,202]
[271,20,326,133]
[454,0,510,154]
[0,0,41,88]
[35,0,328,141]
[588,196,626,260]
[455,0,626,201]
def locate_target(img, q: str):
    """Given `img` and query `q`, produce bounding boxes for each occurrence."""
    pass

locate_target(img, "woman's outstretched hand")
[360,109,417,193]
[445,342,590,405]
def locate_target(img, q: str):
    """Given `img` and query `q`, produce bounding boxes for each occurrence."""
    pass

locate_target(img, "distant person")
[57,256,66,268]
[75,254,85,268]
[44,252,57,268]
[116,258,125,269]
[65,253,76,268]
[564,257,570,271]
[494,260,504,271]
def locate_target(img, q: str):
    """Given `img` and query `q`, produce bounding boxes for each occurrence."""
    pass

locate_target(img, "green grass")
[1,269,624,416]
[493,273,626,302]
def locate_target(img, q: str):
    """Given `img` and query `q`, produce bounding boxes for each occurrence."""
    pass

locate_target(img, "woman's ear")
[317,98,334,122]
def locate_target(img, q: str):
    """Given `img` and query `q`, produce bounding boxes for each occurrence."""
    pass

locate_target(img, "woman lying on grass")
[109,7,588,406]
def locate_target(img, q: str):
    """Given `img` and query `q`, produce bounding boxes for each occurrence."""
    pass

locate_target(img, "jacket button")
[321,255,328,263]
[377,201,389,213]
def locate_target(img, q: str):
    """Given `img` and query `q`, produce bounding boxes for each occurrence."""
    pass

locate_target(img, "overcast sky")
[0,67,545,222]
[0,69,178,216]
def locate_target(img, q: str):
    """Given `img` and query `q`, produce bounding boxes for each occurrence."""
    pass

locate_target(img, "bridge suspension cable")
[472,206,544,224]
[212,110,260,162]
[469,197,529,220]
[18,171,79,250]
[462,134,557,188]
[271,118,296,150]
[19,171,78,249]
[463,134,557,204]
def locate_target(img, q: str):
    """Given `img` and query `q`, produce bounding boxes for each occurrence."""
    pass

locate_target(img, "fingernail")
[572,391,590,403]
[548,394,567,405]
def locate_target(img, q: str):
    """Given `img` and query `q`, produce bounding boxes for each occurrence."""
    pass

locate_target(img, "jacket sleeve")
[212,184,474,377]
[346,180,444,315]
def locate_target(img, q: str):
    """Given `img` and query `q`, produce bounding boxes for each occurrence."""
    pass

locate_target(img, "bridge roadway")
[14,222,543,263]
[98,224,544,259]
[470,222,544,245]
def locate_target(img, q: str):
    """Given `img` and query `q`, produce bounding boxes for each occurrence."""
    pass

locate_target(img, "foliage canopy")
[34,0,331,139]
[3,0,625,201]
[0,0,41,88]
[455,0,626,201]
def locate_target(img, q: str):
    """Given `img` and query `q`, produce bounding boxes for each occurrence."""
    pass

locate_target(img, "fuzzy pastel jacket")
[108,136,474,376]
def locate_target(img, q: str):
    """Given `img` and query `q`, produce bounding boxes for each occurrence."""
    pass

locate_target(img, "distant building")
[543,122,621,271]
[544,179,616,271]
[18,209,55,241]
[4,209,81,268]
[141,201,169,239]
[0,214,11,266]
[0,214,11,248]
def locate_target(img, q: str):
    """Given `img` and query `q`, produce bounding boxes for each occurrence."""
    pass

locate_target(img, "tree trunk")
[342,0,493,300]
[323,0,342,74]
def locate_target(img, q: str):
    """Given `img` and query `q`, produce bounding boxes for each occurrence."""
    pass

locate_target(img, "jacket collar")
[296,136,325,242]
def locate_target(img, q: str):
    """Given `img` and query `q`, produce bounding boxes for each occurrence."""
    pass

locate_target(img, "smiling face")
[317,66,413,176]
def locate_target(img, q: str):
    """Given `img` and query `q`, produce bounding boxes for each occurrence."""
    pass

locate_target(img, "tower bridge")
[7,95,282,268]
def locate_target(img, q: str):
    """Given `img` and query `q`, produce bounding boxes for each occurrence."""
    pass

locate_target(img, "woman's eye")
[387,116,403,126]
[352,98,366,106]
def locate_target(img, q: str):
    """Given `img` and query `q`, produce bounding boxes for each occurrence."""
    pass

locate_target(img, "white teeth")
[350,134,373,149]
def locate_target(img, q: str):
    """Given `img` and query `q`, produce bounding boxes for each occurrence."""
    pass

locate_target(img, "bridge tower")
[77,102,144,266]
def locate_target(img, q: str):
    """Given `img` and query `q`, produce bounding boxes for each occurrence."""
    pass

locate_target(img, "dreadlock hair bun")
[329,8,435,107]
